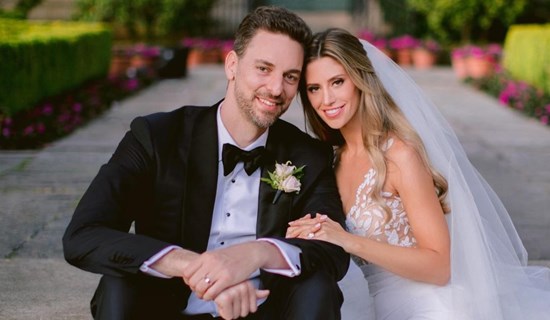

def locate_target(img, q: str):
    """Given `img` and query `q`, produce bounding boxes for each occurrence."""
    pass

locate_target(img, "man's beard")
[234,85,285,129]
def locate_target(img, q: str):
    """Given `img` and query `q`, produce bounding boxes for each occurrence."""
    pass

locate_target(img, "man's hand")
[150,248,199,277]
[214,281,269,320]
[183,241,287,301]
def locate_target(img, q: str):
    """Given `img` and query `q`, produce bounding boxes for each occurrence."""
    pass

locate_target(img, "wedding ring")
[204,276,212,285]
[307,232,315,239]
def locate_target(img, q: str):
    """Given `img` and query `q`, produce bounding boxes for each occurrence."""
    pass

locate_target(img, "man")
[63,6,349,320]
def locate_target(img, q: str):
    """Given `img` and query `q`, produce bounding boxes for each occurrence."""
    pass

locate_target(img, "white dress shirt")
[140,105,302,316]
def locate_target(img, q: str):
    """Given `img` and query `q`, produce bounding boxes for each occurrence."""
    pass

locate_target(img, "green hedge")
[503,24,550,94]
[0,19,112,115]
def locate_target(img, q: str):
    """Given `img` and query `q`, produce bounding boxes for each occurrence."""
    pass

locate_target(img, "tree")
[74,0,218,41]
[407,0,528,43]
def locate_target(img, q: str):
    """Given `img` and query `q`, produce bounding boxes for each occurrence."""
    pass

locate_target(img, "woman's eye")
[307,86,319,93]
[333,79,344,86]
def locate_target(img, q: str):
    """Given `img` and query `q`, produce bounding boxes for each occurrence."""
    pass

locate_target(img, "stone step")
[27,0,76,20]
[1,0,19,10]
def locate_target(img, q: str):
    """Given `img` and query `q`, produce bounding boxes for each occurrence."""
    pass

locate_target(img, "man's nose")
[266,74,284,96]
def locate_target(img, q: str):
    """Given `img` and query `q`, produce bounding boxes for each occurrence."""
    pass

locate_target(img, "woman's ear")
[224,50,238,81]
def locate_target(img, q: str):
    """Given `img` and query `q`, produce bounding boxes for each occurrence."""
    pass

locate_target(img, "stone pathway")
[0,65,548,319]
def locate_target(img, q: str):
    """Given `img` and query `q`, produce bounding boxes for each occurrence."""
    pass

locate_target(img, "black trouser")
[91,270,343,320]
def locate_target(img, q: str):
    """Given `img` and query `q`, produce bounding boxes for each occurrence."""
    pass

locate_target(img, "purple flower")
[358,30,375,42]
[372,38,388,50]
[418,39,440,52]
[57,113,70,123]
[72,103,82,113]
[486,44,502,57]
[2,127,10,137]
[23,125,34,136]
[389,35,419,50]
[133,44,160,58]
[36,123,46,134]
[468,46,486,58]
[42,103,53,115]
[221,40,234,51]
[451,47,467,59]
[541,115,549,125]
[124,79,139,91]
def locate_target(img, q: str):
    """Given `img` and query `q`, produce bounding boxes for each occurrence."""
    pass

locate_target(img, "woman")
[287,28,550,319]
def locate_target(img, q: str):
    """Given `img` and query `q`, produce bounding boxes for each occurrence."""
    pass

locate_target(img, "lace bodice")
[344,140,417,249]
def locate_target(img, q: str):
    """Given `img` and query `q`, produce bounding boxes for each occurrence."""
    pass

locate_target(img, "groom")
[63,6,349,320]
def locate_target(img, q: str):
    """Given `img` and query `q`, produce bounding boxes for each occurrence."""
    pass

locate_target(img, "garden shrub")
[503,24,550,94]
[0,19,112,115]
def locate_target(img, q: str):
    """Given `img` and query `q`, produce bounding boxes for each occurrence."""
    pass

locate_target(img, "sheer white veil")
[360,39,550,318]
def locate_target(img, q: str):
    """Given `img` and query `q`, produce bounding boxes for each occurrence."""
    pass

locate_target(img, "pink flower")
[42,104,53,115]
[36,123,46,134]
[451,48,467,59]
[23,125,34,136]
[72,103,82,113]
[389,35,419,50]
[358,30,375,42]
[124,79,139,91]
[372,38,388,50]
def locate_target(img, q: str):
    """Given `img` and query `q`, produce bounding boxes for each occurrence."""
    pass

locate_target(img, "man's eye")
[286,74,298,83]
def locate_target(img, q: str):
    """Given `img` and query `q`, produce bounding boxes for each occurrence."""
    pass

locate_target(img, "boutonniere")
[261,161,305,204]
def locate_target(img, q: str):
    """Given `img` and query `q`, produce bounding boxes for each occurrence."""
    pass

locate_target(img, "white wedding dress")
[345,139,460,319]
[341,40,550,319]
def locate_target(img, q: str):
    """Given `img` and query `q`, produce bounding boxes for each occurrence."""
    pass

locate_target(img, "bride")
[286,28,550,319]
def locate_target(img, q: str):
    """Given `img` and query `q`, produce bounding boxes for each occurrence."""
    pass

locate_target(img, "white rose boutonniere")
[261,161,305,204]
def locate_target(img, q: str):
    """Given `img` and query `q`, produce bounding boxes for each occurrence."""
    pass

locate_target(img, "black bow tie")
[222,143,266,176]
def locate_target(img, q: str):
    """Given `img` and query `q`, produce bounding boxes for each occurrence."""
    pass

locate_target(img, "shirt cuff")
[257,238,301,277]
[139,245,181,278]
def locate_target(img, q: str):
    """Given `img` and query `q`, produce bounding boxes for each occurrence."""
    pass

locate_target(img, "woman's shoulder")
[384,135,418,160]
[384,135,425,174]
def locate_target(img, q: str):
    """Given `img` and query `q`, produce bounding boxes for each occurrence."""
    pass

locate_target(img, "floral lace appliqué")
[345,165,417,249]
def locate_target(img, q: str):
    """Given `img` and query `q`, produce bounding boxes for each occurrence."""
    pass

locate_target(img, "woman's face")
[305,56,360,130]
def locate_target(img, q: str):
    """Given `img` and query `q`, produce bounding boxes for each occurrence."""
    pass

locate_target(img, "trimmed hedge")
[0,19,112,115]
[503,24,550,94]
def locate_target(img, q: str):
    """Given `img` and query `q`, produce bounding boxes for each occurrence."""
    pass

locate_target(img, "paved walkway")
[0,65,549,319]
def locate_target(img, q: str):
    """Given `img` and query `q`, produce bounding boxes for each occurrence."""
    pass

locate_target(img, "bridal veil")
[360,39,550,319]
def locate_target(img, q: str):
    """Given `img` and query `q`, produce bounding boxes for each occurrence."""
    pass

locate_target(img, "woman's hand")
[287,213,349,248]
[286,213,323,239]
[305,214,348,248]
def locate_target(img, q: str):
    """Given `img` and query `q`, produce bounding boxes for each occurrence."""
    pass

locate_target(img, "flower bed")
[468,69,550,126]
[0,71,157,149]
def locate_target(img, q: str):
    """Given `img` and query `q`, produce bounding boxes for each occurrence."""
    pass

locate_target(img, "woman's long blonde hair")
[299,28,449,215]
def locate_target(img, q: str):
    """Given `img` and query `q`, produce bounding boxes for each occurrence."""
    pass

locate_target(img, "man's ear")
[224,50,238,81]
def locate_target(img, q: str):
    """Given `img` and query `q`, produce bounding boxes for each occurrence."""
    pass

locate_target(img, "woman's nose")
[323,89,335,106]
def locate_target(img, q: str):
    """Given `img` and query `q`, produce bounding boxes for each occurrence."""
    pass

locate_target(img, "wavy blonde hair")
[299,28,449,216]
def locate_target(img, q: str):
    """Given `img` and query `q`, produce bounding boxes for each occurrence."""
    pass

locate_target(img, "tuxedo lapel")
[181,106,219,252]
[257,123,293,238]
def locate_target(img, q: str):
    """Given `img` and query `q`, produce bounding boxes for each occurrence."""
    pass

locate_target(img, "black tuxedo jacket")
[63,102,349,313]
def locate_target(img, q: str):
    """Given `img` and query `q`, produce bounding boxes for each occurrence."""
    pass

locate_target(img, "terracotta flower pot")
[187,48,221,68]
[412,48,436,70]
[109,55,131,77]
[396,49,413,66]
[465,56,493,79]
